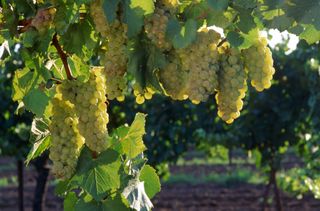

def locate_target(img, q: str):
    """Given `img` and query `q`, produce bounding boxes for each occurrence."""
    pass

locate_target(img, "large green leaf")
[167,19,198,49]
[299,25,320,44]
[64,192,77,211]
[139,165,160,199]
[76,148,122,201]
[120,113,147,159]
[207,0,229,11]
[23,89,50,117]
[25,118,50,164]
[101,194,130,211]
[123,0,155,37]
[102,0,121,23]
[12,68,40,102]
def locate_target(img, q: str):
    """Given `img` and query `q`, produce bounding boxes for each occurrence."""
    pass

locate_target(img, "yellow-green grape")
[31,7,56,33]
[177,28,221,103]
[243,37,275,92]
[215,44,248,124]
[144,8,172,51]
[59,68,109,153]
[49,95,84,180]
[159,53,188,100]
[133,83,155,104]
[101,21,128,100]
[90,0,128,100]
[90,0,110,37]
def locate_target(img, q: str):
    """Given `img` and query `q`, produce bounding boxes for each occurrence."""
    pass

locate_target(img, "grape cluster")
[100,21,128,100]
[133,83,155,104]
[177,28,221,104]
[159,54,188,100]
[49,95,84,180]
[31,7,56,33]
[90,0,128,100]
[215,45,248,124]
[144,8,172,51]
[243,37,275,92]
[59,68,109,153]
[90,0,110,37]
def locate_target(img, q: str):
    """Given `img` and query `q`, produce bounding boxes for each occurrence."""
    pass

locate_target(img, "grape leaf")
[266,15,294,32]
[236,9,256,34]
[64,192,77,211]
[12,67,41,102]
[102,0,121,23]
[75,198,100,211]
[101,194,130,211]
[25,118,50,165]
[299,25,320,44]
[139,165,161,199]
[167,19,198,49]
[226,31,244,47]
[76,148,121,201]
[23,88,50,117]
[207,10,231,28]
[119,113,147,159]
[60,19,96,57]
[207,0,229,11]
[123,0,155,38]
[127,37,147,87]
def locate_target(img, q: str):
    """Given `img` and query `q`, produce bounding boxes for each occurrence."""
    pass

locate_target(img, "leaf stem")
[51,34,74,80]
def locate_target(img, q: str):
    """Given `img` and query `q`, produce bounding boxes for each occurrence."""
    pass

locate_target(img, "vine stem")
[51,33,74,80]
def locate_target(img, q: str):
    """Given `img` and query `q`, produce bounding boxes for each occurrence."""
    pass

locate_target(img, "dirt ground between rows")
[0,157,319,211]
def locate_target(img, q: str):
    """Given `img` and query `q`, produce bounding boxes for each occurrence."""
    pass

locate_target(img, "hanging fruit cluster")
[89,0,276,124]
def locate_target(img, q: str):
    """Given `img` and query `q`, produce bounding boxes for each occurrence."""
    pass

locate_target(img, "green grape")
[133,83,155,104]
[60,68,109,153]
[243,37,275,92]
[90,0,110,37]
[49,95,84,180]
[215,44,248,124]
[144,8,172,50]
[100,22,128,100]
[90,0,128,100]
[159,53,188,100]
[177,28,221,103]
[31,7,56,33]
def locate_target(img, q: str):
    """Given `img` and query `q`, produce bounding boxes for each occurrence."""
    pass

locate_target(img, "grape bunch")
[144,8,172,51]
[90,0,128,100]
[159,53,188,100]
[243,37,275,92]
[49,95,84,180]
[100,21,128,101]
[90,0,110,37]
[215,44,248,124]
[177,28,221,104]
[31,7,56,33]
[59,68,109,153]
[133,83,155,104]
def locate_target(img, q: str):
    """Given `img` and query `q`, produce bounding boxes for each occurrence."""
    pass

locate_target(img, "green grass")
[176,156,255,166]
[165,168,265,187]
[0,176,18,187]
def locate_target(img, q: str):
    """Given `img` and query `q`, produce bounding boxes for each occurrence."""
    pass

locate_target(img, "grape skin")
[243,37,275,92]
[49,95,84,180]
[215,45,248,124]
[90,0,128,100]
[60,68,109,153]
[145,8,172,51]
[177,28,221,103]
[159,53,188,100]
